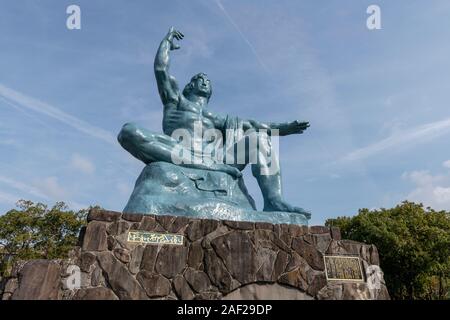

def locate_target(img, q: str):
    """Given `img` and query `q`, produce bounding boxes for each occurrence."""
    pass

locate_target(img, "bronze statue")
[118,27,311,224]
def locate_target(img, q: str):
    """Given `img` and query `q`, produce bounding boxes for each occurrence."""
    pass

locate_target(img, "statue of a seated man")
[118,27,310,219]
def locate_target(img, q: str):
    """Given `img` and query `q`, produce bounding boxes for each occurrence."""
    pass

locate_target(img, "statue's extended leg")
[241,131,310,217]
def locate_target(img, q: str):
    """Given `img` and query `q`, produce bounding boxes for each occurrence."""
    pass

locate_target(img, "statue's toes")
[292,206,311,218]
[265,201,311,218]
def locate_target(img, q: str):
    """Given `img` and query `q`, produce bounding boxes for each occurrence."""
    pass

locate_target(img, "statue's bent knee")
[118,122,139,146]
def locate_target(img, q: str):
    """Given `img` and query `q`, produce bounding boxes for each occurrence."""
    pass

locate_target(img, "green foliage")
[0,200,88,277]
[326,201,450,300]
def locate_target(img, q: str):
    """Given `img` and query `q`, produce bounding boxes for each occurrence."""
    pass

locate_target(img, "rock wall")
[1,209,389,300]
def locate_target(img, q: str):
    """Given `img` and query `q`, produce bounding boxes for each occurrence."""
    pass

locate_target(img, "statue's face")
[192,75,211,97]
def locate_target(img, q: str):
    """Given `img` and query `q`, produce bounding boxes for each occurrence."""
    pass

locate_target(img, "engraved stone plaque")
[127,230,184,246]
[324,255,364,282]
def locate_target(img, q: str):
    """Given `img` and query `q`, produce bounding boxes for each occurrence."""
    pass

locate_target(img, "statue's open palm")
[166,27,184,50]
[277,120,310,136]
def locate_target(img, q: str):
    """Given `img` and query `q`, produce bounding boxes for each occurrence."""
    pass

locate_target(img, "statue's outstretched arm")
[154,27,184,106]
[243,119,310,136]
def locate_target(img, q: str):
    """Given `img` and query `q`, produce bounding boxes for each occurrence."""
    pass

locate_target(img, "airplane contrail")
[0,190,21,204]
[342,116,450,162]
[214,0,269,72]
[0,83,141,179]
[0,83,116,145]
[0,175,50,200]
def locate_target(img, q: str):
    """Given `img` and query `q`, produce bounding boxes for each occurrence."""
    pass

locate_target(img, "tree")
[326,201,450,300]
[0,200,88,277]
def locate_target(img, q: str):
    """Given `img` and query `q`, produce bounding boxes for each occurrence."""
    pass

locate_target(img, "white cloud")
[443,159,450,169]
[38,177,67,200]
[70,153,95,174]
[0,190,18,205]
[433,186,450,203]
[116,182,132,197]
[401,170,443,187]
[402,165,450,210]
[66,200,89,211]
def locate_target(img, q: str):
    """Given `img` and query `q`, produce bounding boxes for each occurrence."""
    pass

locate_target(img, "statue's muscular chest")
[162,100,215,136]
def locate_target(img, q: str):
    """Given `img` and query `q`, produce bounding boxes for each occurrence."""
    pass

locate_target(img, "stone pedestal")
[123,162,309,225]
[1,209,389,300]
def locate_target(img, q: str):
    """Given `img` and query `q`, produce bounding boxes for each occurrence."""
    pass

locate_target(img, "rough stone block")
[97,252,147,300]
[80,252,96,272]
[184,268,212,293]
[291,237,325,271]
[74,287,118,300]
[82,221,108,252]
[87,209,121,222]
[121,212,144,222]
[107,221,130,236]
[172,275,195,300]
[113,248,131,264]
[330,226,341,240]
[12,260,61,300]
[155,245,188,278]
[136,271,171,298]
[210,231,258,284]
[309,226,330,234]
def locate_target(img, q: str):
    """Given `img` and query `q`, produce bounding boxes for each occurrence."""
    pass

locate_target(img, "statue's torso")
[162,97,216,147]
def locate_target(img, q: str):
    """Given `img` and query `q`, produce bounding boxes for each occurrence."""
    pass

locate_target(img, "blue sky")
[1,0,450,225]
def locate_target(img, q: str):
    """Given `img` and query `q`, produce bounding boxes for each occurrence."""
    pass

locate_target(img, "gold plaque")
[324,255,364,282]
[127,230,184,246]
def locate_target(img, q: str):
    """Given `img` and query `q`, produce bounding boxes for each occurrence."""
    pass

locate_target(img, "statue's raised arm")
[154,27,184,107]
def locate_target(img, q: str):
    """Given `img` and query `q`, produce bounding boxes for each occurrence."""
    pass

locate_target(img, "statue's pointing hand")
[277,120,310,136]
[166,27,184,50]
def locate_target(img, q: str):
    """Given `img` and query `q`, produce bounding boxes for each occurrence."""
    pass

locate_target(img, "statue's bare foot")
[264,199,311,219]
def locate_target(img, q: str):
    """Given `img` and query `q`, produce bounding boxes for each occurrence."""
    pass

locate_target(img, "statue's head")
[183,73,212,102]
